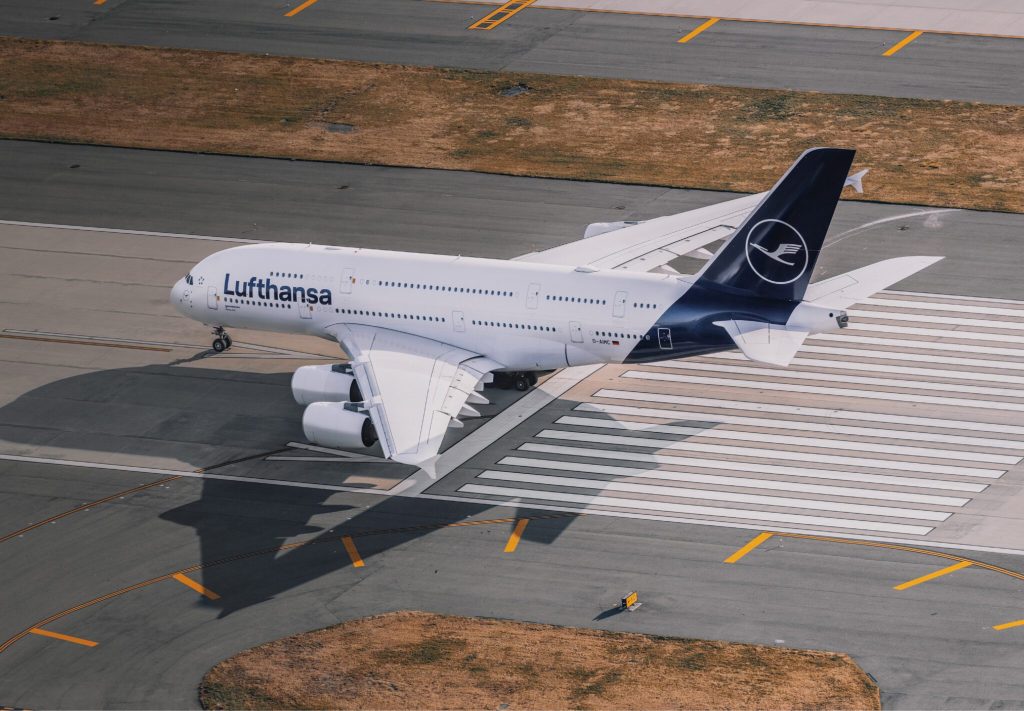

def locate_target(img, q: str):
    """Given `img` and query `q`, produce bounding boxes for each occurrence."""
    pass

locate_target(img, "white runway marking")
[623,371,1024,412]
[815,333,1024,358]
[862,297,1024,317]
[536,429,1004,478]
[851,309,1024,332]
[499,457,970,506]
[574,401,1024,451]
[555,414,1018,464]
[594,389,1024,436]
[458,484,935,536]
[517,443,989,491]
[771,346,1024,373]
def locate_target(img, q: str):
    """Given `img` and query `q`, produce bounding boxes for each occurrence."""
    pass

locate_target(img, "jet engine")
[302,402,378,449]
[291,364,362,406]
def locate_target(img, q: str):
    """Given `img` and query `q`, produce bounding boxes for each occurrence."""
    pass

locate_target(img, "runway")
[2,141,1024,709]
[1,0,1021,103]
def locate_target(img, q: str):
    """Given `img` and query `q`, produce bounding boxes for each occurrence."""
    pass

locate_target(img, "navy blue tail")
[697,147,855,302]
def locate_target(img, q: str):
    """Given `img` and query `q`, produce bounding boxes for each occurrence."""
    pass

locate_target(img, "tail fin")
[697,147,855,302]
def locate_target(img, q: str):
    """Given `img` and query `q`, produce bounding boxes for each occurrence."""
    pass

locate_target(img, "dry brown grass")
[199,611,879,710]
[2,37,1020,212]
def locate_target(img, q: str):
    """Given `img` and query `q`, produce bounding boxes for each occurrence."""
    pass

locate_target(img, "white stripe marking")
[814,333,1024,358]
[774,346,1024,373]
[556,415,1017,464]
[479,470,951,520]
[575,401,1023,452]
[862,297,1024,317]
[595,388,1024,436]
[499,457,970,506]
[710,352,1024,385]
[458,483,934,536]
[847,322,1024,345]
[537,429,1004,478]
[0,219,260,243]
[622,371,1024,413]
[852,310,1024,332]
[648,361,1024,399]
[518,443,991,490]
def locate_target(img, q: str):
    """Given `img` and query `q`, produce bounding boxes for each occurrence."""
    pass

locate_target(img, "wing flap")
[714,319,810,367]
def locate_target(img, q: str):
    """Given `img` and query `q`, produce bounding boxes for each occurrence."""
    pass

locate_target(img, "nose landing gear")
[211,326,232,353]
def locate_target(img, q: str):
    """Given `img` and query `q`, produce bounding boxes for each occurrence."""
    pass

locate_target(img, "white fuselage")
[170,242,693,369]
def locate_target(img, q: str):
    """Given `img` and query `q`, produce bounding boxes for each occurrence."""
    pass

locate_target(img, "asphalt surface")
[2,141,1024,710]
[1,0,1021,104]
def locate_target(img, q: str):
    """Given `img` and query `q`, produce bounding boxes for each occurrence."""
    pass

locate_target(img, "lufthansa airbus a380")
[170,148,941,466]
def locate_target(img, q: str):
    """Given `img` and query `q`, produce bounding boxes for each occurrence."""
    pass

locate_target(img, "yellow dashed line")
[342,535,365,567]
[29,628,97,647]
[171,572,221,600]
[469,0,536,30]
[894,560,972,591]
[883,30,924,56]
[504,519,529,553]
[284,0,320,17]
[994,619,1024,631]
[724,532,773,563]
[678,17,719,44]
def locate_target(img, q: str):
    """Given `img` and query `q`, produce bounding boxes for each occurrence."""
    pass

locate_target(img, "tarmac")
[2,140,1024,709]
[0,0,1021,103]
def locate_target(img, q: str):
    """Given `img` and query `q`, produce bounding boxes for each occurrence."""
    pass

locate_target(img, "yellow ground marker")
[994,619,1024,631]
[171,572,221,600]
[678,17,719,43]
[894,560,972,591]
[883,30,923,56]
[285,0,320,17]
[94,0,107,5]
[342,535,365,567]
[724,532,773,563]
[469,0,537,30]
[504,519,529,553]
[29,628,97,647]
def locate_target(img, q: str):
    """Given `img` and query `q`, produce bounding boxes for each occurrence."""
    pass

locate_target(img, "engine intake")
[292,364,362,406]
[302,402,377,449]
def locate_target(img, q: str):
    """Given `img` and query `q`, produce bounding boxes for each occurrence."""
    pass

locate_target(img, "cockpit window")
[185,273,194,286]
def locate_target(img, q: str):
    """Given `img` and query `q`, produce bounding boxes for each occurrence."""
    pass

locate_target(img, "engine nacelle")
[291,364,362,406]
[302,402,378,449]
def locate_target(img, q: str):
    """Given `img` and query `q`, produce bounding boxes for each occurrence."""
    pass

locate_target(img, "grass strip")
[1,37,1021,212]
[199,611,879,710]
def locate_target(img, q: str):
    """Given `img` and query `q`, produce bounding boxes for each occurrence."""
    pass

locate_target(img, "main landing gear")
[494,371,540,391]
[211,326,233,353]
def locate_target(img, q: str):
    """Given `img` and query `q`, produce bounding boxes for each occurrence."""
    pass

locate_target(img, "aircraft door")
[207,286,219,310]
[613,291,628,318]
[340,267,354,294]
[299,301,313,319]
[526,283,541,309]
[657,327,672,350]
[570,321,583,343]
[453,311,466,332]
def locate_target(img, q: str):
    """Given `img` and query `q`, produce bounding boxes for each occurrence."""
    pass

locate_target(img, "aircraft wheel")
[514,374,530,391]
[212,337,227,353]
[223,335,233,350]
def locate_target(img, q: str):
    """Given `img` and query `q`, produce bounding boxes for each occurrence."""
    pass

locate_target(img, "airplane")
[170,148,941,467]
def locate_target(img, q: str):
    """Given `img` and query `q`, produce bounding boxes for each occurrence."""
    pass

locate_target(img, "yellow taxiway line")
[678,17,719,43]
[894,560,972,591]
[723,532,773,563]
[171,573,221,600]
[994,619,1024,631]
[342,535,365,567]
[883,30,924,56]
[504,519,529,552]
[29,628,97,647]
[285,0,320,17]
[469,0,537,30]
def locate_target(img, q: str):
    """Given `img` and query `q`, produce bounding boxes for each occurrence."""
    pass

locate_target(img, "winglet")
[844,169,868,194]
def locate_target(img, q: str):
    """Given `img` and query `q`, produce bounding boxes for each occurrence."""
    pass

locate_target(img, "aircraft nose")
[170,279,187,312]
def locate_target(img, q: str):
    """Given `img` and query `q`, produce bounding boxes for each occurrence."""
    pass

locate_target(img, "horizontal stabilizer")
[844,169,869,194]
[805,256,943,309]
[714,319,810,367]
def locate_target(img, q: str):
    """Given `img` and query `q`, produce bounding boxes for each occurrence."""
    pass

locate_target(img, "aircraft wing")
[805,256,943,309]
[714,319,810,367]
[328,324,502,466]
[514,192,765,272]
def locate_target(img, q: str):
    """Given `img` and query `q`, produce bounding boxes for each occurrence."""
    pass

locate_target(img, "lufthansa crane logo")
[744,218,809,285]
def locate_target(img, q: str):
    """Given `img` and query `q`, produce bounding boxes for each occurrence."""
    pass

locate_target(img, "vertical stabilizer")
[697,147,855,302]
